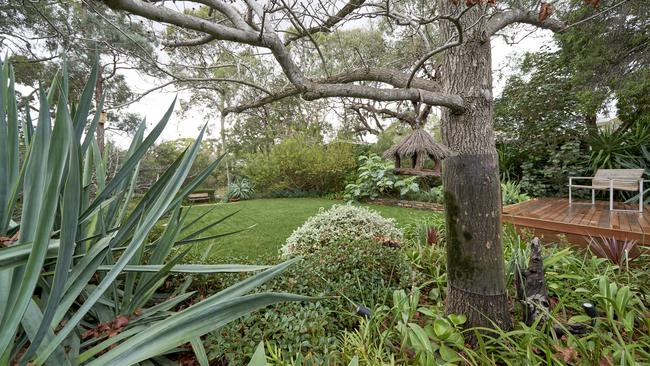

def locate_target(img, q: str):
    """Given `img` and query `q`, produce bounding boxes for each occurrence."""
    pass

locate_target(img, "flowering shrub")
[281,204,402,257]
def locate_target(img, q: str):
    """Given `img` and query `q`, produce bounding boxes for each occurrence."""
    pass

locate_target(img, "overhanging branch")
[485,9,566,37]
[225,67,450,115]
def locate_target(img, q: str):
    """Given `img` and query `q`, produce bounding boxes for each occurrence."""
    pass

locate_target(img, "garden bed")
[367,198,444,211]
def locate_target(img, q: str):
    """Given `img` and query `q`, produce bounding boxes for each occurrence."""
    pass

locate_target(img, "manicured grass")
[181,198,435,263]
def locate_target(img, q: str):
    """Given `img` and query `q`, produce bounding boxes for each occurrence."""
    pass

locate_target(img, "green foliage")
[334,229,650,365]
[588,123,650,170]
[3,2,157,132]
[243,136,357,196]
[344,154,419,201]
[338,289,470,365]
[206,239,412,365]
[407,186,444,203]
[281,204,402,257]
[501,181,531,205]
[140,137,224,191]
[554,0,649,124]
[0,57,304,364]
[587,123,650,203]
[225,178,255,201]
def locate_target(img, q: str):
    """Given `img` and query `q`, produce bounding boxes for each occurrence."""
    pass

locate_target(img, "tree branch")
[347,103,417,126]
[103,0,261,45]
[284,0,366,45]
[163,34,215,47]
[407,14,465,89]
[104,0,464,115]
[303,83,463,111]
[484,9,566,38]
[224,67,445,115]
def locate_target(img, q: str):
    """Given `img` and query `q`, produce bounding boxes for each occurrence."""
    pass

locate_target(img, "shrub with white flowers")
[281,204,402,257]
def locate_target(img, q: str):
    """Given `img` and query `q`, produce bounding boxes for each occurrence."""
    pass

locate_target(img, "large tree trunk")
[439,1,512,333]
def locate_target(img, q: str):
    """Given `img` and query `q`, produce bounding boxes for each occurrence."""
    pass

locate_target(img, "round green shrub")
[281,204,402,257]
[206,239,412,364]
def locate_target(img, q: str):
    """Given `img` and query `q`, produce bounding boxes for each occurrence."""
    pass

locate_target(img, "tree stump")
[515,237,550,326]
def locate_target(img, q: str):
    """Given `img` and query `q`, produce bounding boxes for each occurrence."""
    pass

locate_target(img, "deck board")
[502,198,650,246]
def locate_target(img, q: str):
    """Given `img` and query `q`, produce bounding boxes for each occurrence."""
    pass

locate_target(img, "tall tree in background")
[101,0,621,332]
[493,0,648,195]
[496,0,649,133]
[0,1,158,150]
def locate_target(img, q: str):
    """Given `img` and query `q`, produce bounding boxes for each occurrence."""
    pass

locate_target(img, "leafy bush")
[207,239,412,364]
[139,137,225,192]
[225,178,255,201]
[281,204,402,257]
[407,185,444,203]
[344,154,419,201]
[243,136,357,196]
[0,58,304,364]
[501,181,531,205]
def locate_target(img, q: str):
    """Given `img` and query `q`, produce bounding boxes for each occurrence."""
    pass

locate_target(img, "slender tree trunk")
[95,71,106,155]
[585,114,598,131]
[218,95,231,187]
[439,1,512,333]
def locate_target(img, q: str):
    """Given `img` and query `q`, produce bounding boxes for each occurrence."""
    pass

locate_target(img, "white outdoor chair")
[568,169,645,213]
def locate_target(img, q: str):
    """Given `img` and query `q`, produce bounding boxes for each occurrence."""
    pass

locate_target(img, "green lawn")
[180,198,435,263]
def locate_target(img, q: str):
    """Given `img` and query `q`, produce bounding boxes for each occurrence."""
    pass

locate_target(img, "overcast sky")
[110,28,555,148]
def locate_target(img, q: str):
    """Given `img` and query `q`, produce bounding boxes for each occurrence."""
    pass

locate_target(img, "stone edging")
[367,198,443,211]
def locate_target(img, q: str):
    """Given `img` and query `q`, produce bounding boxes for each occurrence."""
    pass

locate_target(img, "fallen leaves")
[82,315,130,340]
[585,0,601,9]
[554,345,578,363]
[0,232,19,247]
[373,235,401,248]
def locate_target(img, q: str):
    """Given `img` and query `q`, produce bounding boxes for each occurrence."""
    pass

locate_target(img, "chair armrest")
[569,177,593,185]
[605,178,642,183]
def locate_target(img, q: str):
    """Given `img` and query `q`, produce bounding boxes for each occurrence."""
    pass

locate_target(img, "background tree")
[494,0,649,196]
[1,1,159,149]
[101,0,619,332]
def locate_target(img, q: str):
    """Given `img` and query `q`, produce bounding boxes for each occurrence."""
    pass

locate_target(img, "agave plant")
[0,57,306,365]
[225,178,255,201]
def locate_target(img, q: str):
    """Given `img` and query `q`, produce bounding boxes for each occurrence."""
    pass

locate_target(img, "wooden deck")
[502,198,650,246]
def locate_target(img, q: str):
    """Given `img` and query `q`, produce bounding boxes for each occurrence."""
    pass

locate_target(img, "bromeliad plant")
[0,57,306,365]
[586,236,645,267]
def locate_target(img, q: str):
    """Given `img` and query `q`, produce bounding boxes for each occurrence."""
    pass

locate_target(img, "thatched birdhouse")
[383,129,452,176]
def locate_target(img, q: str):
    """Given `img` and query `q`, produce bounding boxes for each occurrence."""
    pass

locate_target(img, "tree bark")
[95,69,106,155]
[439,1,512,333]
[585,114,598,131]
[218,96,231,187]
